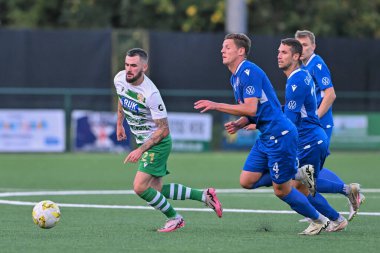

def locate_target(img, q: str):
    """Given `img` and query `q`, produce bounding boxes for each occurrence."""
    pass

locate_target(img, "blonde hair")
[295,30,316,44]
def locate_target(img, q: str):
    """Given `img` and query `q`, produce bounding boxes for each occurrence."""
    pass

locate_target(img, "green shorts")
[137,135,172,177]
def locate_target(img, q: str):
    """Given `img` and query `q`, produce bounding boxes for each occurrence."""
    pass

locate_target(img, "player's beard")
[279,62,291,71]
[126,70,144,83]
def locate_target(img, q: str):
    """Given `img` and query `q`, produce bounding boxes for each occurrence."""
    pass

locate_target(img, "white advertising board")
[0,109,65,152]
[167,112,212,151]
[168,112,212,141]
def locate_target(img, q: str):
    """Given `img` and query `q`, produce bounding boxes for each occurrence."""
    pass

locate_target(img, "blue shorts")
[242,130,298,184]
[324,126,333,142]
[298,139,328,178]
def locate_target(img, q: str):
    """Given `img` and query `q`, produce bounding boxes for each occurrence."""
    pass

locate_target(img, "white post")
[225,0,248,34]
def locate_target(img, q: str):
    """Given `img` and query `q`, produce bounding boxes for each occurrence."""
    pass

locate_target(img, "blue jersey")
[230,60,295,139]
[284,68,327,147]
[301,54,334,129]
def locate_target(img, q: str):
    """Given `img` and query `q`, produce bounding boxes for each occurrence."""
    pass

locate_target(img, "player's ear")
[238,47,245,57]
[294,52,301,61]
[142,63,148,72]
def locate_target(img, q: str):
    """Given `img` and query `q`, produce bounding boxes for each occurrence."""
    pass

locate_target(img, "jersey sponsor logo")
[122,98,139,113]
[244,69,250,76]
[245,86,255,95]
[291,84,297,92]
[317,64,322,70]
[287,100,297,110]
[322,77,330,86]
[158,104,164,111]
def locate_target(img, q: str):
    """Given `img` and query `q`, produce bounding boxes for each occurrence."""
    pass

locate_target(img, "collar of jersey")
[234,60,246,75]
[305,53,316,66]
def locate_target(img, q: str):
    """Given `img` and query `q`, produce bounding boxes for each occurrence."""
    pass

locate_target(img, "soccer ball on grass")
[32,200,61,229]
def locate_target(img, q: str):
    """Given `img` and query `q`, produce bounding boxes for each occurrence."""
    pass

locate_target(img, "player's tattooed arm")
[139,118,170,152]
[116,100,127,141]
[117,100,125,126]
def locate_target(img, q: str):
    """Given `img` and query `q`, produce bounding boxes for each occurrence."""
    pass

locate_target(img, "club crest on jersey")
[322,77,330,86]
[137,93,145,103]
[246,86,255,95]
[287,100,297,110]
[122,97,139,113]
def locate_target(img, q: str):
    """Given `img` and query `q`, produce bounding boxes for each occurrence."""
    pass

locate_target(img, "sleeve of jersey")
[147,91,168,120]
[284,82,304,124]
[241,69,262,99]
[313,63,333,91]
[113,72,123,94]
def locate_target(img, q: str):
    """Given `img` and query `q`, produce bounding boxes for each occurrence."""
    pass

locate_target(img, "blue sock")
[251,173,272,189]
[316,178,345,195]
[307,193,339,221]
[319,168,345,184]
[281,188,319,220]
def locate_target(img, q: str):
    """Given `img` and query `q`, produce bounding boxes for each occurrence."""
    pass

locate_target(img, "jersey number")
[141,152,155,163]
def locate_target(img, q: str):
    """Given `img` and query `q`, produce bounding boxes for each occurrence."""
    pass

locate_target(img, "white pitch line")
[1,199,380,217]
[0,188,379,198]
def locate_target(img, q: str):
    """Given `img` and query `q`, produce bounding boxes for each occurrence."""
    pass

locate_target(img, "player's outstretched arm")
[194,97,258,117]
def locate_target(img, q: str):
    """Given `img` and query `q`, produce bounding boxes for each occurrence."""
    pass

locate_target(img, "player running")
[295,30,364,221]
[194,33,329,235]
[278,38,348,232]
[115,48,222,233]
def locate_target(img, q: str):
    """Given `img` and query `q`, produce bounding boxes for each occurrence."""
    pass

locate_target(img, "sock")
[343,184,350,195]
[318,168,346,196]
[316,178,345,195]
[280,187,319,220]
[139,188,177,218]
[319,168,345,184]
[161,183,204,202]
[307,193,340,221]
[251,173,272,189]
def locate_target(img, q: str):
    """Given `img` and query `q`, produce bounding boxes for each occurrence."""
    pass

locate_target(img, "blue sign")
[72,111,130,152]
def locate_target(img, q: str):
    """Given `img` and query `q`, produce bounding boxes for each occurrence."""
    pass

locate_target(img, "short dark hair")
[281,38,303,59]
[126,48,148,62]
[224,33,251,57]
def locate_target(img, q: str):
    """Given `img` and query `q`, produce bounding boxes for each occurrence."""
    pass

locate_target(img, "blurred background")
[1,0,379,153]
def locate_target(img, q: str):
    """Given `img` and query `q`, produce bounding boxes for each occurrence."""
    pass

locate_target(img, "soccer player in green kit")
[114,48,222,232]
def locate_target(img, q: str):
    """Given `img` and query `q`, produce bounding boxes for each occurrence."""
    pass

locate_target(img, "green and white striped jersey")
[114,70,167,144]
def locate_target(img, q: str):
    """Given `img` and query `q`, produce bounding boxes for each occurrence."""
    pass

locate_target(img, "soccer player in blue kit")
[194,33,329,235]
[295,30,364,221]
[278,38,348,232]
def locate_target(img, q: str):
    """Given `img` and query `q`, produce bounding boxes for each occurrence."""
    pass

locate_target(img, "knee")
[240,178,253,189]
[133,183,147,196]
[273,185,291,198]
